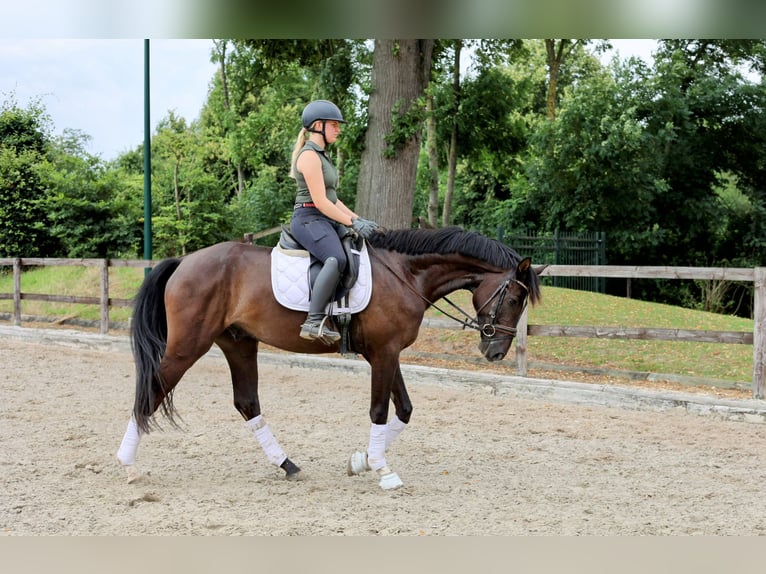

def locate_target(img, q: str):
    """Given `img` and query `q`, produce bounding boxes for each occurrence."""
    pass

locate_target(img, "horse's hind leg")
[117,346,210,483]
[217,331,302,481]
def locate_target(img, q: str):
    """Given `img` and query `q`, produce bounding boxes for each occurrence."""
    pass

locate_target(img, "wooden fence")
[1,257,764,399]
[0,257,157,335]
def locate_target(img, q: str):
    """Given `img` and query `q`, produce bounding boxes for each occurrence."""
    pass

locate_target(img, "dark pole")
[143,39,152,276]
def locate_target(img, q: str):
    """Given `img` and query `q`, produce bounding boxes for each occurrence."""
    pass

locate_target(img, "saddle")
[271,225,372,355]
[277,224,364,302]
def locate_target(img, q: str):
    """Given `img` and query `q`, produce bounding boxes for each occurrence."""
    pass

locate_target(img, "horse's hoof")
[377,467,404,490]
[347,451,371,476]
[281,458,304,481]
[285,469,305,482]
[124,465,144,484]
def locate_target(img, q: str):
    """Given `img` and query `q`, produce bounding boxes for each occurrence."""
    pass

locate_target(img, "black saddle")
[278,224,364,303]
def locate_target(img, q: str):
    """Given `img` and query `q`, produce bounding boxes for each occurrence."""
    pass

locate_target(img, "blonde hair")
[289,127,309,179]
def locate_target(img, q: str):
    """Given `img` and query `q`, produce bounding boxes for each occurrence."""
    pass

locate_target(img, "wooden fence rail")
[0,258,157,335]
[1,258,764,399]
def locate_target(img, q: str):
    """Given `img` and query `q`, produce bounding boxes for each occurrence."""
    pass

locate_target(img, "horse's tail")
[130,258,182,433]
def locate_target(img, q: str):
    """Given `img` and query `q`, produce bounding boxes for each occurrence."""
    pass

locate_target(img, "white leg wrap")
[246,415,287,467]
[385,416,407,450]
[116,417,142,466]
[366,423,388,471]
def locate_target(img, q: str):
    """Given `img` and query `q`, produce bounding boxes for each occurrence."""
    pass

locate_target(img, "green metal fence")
[500,230,607,293]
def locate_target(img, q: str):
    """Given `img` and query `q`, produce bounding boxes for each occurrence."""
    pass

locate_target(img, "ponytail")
[289,128,309,179]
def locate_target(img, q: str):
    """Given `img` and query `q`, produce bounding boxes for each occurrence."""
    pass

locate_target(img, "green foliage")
[226,165,294,245]
[525,62,673,260]
[0,96,50,154]
[0,98,60,257]
[46,129,141,258]
[384,96,426,159]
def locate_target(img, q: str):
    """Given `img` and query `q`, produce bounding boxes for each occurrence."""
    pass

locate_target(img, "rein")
[366,243,529,339]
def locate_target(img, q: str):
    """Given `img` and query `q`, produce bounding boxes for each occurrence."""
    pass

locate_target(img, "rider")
[289,99,381,344]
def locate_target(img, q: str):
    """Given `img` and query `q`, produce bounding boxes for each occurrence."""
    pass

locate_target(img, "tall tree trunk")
[425,88,440,227]
[172,160,186,256]
[545,39,570,121]
[215,40,245,197]
[442,40,462,227]
[356,39,433,229]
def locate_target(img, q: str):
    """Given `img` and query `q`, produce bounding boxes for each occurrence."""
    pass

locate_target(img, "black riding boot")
[300,257,341,344]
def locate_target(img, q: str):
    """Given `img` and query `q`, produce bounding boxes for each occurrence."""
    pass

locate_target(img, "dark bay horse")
[116,226,541,490]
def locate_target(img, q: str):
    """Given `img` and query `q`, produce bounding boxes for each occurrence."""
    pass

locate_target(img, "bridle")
[367,244,529,340]
[438,275,529,339]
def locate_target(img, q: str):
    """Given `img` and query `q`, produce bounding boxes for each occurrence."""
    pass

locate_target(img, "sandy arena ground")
[2,335,766,536]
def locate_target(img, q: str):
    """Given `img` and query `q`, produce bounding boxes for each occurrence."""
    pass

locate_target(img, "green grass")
[0,265,146,323]
[427,287,754,384]
[0,266,755,384]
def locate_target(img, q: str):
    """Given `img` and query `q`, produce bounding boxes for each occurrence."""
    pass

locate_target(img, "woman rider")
[289,99,380,344]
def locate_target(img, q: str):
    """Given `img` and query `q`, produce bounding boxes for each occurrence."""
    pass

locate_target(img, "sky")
[0,39,218,161]
[0,38,657,162]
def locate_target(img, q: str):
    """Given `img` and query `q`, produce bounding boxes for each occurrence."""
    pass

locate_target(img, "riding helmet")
[301,100,346,129]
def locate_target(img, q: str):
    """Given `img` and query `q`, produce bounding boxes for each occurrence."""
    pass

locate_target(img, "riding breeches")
[289,209,348,274]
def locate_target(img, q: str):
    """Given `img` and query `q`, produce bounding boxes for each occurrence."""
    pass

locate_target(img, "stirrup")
[299,315,341,344]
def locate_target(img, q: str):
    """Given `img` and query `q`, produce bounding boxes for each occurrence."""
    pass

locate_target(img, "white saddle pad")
[271,243,373,314]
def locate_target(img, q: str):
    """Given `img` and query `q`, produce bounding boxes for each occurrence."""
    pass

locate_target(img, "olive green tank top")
[293,141,339,204]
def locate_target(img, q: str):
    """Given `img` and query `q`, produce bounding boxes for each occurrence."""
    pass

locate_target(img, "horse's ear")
[516,257,532,275]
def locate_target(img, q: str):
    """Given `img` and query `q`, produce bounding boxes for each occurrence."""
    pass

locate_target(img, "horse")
[116,226,541,490]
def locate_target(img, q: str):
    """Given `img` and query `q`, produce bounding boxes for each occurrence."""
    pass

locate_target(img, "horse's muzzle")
[478,338,512,362]
[487,351,506,362]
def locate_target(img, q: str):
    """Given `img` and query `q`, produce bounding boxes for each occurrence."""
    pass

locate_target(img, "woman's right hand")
[351,217,381,239]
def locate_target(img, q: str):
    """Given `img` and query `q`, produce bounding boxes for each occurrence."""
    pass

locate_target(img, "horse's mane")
[367,226,521,269]
[367,226,541,303]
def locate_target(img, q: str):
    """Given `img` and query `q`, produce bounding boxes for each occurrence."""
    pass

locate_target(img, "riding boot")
[300,257,341,344]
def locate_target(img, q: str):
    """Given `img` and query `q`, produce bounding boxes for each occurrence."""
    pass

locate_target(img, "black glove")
[351,217,381,239]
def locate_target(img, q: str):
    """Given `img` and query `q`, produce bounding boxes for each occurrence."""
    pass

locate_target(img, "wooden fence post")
[100,259,109,335]
[753,267,766,399]
[13,258,21,326]
[515,307,529,376]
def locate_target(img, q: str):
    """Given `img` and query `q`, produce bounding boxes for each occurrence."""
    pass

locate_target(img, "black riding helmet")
[301,100,346,143]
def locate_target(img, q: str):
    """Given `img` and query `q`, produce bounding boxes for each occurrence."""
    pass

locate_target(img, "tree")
[0,97,59,257]
[441,39,462,227]
[201,39,366,241]
[519,39,766,311]
[543,39,609,120]
[356,39,434,229]
[150,112,230,257]
[46,129,140,257]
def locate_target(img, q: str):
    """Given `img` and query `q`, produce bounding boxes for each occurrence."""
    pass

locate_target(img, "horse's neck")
[408,254,497,301]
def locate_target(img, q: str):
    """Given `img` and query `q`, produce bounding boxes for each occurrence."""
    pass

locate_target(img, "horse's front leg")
[348,358,411,490]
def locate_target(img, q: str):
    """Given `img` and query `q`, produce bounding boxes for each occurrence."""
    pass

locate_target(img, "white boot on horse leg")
[385,415,407,450]
[366,422,404,490]
[116,417,145,484]
[246,415,303,481]
[347,417,408,488]
[347,450,371,475]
